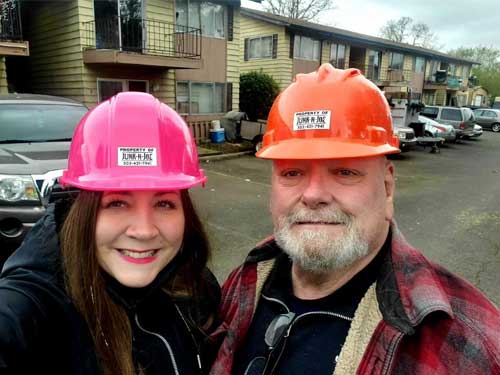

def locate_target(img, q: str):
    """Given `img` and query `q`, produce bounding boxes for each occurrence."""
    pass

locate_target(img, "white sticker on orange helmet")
[293,110,331,131]
[118,147,157,167]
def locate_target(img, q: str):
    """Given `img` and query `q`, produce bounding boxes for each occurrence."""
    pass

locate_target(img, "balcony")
[350,62,414,84]
[81,17,202,69]
[0,0,29,56]
[446,75,463,90]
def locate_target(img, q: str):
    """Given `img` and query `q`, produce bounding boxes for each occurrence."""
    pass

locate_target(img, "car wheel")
[492,123,500,132]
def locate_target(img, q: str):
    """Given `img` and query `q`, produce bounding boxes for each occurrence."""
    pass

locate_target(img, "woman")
[0,92,220,374]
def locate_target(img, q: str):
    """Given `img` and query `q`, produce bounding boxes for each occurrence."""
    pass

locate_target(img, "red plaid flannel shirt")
[209,224,500,374]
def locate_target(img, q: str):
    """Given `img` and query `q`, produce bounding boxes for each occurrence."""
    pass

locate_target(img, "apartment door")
[94,0,143,52]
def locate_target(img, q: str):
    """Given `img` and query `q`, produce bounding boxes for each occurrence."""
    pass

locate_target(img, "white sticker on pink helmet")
[118,147,157,167]
[293,110,331,131]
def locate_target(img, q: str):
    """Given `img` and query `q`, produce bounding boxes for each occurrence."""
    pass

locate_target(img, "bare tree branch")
[263,0,335,21]
[380,17,439,49]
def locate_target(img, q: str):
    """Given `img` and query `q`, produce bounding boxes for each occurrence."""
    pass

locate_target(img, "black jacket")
[0,200,220,374]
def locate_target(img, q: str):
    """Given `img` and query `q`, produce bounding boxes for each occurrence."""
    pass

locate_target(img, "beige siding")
[321,40,329,64]
[227,7,240,110]
[145,0,175,56]
[24,1,86,102]
[403,55,414,72]
[435,89,446,106]
[380,52,390,74]
[240,15,292,90]
[0,57,7,94]
[157,69,176,109]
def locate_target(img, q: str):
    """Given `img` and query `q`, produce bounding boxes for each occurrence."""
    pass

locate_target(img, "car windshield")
[0,104,87,142]
[419,115,437,125]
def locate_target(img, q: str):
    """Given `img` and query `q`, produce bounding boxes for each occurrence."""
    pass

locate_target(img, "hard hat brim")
[256,138,400,160]
[59,173,207,191]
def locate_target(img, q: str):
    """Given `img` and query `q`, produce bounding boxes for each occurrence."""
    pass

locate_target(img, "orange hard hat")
[256,63,400,159]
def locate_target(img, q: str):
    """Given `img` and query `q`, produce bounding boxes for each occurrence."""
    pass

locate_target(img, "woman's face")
[95,190,185,288]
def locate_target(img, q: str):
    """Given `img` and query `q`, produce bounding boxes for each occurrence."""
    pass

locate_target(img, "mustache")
[281,207,353,226]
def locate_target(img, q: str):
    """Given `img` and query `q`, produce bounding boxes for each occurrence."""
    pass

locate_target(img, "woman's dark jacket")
[0,199,220,374]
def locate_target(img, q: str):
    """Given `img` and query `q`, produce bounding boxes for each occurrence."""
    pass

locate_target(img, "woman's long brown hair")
[60,190,211,375]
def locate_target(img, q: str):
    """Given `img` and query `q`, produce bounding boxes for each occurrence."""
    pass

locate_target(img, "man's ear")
[384,160,395,221]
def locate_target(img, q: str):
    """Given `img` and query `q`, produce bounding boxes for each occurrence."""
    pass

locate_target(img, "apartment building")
[0,0,29,93]
[8,0,255,126]
[240,8,478,106]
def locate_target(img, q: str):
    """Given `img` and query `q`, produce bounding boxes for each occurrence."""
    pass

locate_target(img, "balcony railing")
[349,62,414,83]
[0,0,23,41]
[82,17,201,59]
[447,75,463,89]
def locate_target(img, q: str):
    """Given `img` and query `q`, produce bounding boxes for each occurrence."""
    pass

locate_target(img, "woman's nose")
[125,208,160,240]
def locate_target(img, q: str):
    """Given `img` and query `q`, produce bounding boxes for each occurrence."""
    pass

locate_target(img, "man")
[210,64,500,375]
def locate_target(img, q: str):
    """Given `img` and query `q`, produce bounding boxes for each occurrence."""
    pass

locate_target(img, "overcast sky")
[242,0,500,51]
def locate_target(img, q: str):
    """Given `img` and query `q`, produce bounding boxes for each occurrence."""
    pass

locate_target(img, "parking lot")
[191,132,500,306]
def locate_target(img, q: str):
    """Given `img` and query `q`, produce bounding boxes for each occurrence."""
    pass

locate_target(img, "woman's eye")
[156,200,175,209]
[105,200,127,208]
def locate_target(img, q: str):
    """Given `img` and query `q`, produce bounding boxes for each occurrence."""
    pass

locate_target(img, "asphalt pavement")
[191,132,500,306]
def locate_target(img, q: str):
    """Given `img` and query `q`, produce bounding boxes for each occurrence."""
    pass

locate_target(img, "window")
[421,105,438,118]
[426,60,439,80]
[389,52,404,70]
[294,35,320,61]
[462,66,470,80]
[176,81,226,114]
[482,110,497,118]
[441,108,461,121]
[367,50,381,80]
[330,43,346,68]
[448,63,456,76]
[97,79,149,102]
[176,0,225,38]
[414,57,425,73]
[248,36,273,59]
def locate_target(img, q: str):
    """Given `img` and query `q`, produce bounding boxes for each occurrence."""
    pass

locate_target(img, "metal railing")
[349,61,415,83]
[0,0,23,41]
[82,16,201,58]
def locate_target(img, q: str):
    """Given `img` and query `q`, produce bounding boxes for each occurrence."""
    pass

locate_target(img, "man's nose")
[125,208,160,240]
[300,168,334,209]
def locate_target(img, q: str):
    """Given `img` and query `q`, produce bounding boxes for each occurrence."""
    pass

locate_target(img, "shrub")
[239,71,280,121]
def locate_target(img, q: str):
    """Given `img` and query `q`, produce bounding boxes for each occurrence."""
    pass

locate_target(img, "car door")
[474,110,487,126]
[480,110,498,129]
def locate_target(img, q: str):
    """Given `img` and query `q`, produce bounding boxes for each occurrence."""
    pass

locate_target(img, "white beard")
[274,207,369,274]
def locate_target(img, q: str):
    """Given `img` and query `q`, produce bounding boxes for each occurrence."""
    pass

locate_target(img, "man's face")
[270,156,395,273]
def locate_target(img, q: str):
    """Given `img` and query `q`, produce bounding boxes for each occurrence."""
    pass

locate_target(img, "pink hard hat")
[59,92,207,191]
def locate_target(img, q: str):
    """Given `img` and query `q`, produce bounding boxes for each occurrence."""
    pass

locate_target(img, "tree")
[380,17,439,49]
[448,46,500,100]
[262,0,335,21]
[240,71,280,121]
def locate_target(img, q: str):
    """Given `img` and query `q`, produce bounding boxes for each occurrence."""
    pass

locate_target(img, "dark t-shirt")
[233,236,389,375]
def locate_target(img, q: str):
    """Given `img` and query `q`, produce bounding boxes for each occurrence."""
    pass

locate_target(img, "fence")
[187,120,211,144]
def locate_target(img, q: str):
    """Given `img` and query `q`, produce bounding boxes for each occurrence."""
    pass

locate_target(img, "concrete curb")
[199,150,254,162]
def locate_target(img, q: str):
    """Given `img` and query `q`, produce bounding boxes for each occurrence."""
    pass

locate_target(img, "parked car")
[418,115,457,143]
[469,124,483,138]
[420,106,475,138]
[394,126,417,151]
[0,94,88,265]
[473,108,500,132]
